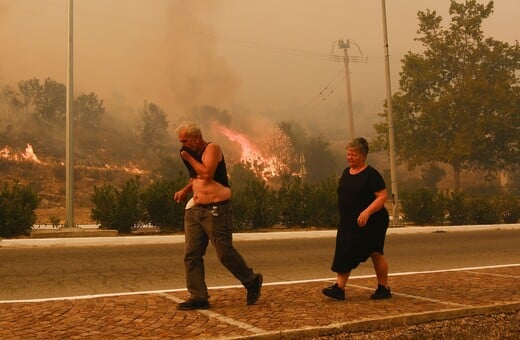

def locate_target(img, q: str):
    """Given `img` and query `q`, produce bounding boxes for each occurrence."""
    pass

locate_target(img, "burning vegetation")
[0,77,343,224]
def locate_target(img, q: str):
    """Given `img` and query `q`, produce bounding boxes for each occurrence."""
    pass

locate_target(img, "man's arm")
[180,143,221,180]
[173,180,193,202]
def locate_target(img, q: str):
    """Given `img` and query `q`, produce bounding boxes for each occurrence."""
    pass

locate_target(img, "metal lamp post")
[65,0,75,228]
[381,0,400,224]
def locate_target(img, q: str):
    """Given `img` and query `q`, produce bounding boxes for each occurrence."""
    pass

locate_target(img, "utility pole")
[381,0,400,225]
[65,0,75,228]
[338,39,355,140]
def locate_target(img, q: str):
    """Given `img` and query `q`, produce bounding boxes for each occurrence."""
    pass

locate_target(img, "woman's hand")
[357,210,370,227]
[358,189,388,227]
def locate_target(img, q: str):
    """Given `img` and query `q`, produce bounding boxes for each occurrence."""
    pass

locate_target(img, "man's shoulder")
[205,142,223,154]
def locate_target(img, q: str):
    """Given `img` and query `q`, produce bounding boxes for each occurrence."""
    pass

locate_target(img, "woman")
[322,137,392,300]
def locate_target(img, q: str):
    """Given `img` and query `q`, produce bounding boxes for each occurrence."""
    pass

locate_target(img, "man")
[173,121,263,310]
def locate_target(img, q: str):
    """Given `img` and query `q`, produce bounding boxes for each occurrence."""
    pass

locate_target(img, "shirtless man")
[173,121,263,310]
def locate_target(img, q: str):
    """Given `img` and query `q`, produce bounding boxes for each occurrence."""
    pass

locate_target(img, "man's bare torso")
[192,178,231,205]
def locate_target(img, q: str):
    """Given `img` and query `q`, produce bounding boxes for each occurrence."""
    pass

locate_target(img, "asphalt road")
[1,229,519,301]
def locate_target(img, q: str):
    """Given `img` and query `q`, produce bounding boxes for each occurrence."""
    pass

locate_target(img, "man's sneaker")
[322,283,345,300]
[177,298,210,310]
[370,284,392,300]
[246,273,263,305]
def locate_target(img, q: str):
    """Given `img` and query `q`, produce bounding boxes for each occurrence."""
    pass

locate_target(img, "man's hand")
[180,150,191,161]
[174,181,193,203]
[173,189,186,203]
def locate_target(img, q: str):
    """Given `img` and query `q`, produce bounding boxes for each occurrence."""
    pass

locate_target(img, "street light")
[381,0,400,224]
[65,0,74,228]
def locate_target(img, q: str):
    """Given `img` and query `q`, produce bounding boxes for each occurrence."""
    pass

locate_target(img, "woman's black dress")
[331,165,389,273]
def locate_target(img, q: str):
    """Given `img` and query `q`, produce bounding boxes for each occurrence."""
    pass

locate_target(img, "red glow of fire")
[215,124,285,180]
[1,144,42,164]
[75,162,147,174]
[22,144,42,163]
[1,144,146,174]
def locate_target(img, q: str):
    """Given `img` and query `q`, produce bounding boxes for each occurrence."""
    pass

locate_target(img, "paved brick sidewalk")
[1,265,518,339]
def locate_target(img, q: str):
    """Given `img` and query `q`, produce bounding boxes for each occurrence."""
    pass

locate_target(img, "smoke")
[163,1,239,115]
[0,1,240,123]
[0,1,9,20]
[0,1,12,83]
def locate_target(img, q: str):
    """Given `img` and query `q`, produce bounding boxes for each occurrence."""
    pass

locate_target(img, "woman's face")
[346,147,366,168]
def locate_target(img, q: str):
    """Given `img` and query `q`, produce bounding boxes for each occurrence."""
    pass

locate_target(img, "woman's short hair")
[175,121,202,137]
[347,137,369,156]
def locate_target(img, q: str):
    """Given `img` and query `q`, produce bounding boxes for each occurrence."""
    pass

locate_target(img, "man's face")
[178,131,198,151]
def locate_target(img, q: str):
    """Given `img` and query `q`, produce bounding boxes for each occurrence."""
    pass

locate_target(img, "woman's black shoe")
[322,283,346,300]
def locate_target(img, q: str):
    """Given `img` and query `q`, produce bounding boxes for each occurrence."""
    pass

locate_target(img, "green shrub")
[90,184,116,228]
[90,177,145,233]
[494,194,520,223]
[401,188,444,225]
[141,178,185,232]
[233,177,279,230]
[442,192,505,225]
[277,174,308,227]
[306,175,339,227]
[444,191,471,225]
[0,181,39,238]
[467,196,500,225]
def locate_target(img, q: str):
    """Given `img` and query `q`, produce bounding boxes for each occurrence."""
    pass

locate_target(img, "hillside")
[1,145,154,225]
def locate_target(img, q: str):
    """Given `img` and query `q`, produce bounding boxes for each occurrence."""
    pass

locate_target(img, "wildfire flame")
[22,144,42,163]
[123,162,147,175]
[78,162,147,174]
[1,144,42,164]
[1,144,146,174]
[215,124,287,181]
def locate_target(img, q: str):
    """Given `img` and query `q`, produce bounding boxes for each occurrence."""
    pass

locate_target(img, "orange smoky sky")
[0,0,238,119]
[0,0,518,138]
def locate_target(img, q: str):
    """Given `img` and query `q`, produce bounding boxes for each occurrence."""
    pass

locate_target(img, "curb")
[1,224,519,248]
[30,228,118,238]
[232,301,520,339]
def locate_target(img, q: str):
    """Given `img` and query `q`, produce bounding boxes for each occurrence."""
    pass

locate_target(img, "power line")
[11,2,403,65]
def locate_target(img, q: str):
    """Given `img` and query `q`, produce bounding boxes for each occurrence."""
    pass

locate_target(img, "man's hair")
[346,137,369,156]
[175,121,202,137]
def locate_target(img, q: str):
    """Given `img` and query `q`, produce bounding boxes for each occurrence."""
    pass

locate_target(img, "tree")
[74,92,104,127]
[0,85,24,122]
[137,100,169,149]
[278,120,337,183]
[34,78,66,124]
[375,0,520,191]
[420,163,446,190]
[18,78,43,114]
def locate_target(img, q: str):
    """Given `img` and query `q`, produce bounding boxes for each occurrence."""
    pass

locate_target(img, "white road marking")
[159,293,266,334]
[463,271,520,279]
[0,263,517,304]
[346,283,471,308]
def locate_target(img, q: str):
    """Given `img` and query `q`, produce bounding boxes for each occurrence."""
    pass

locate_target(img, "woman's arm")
[357,188,388,227]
